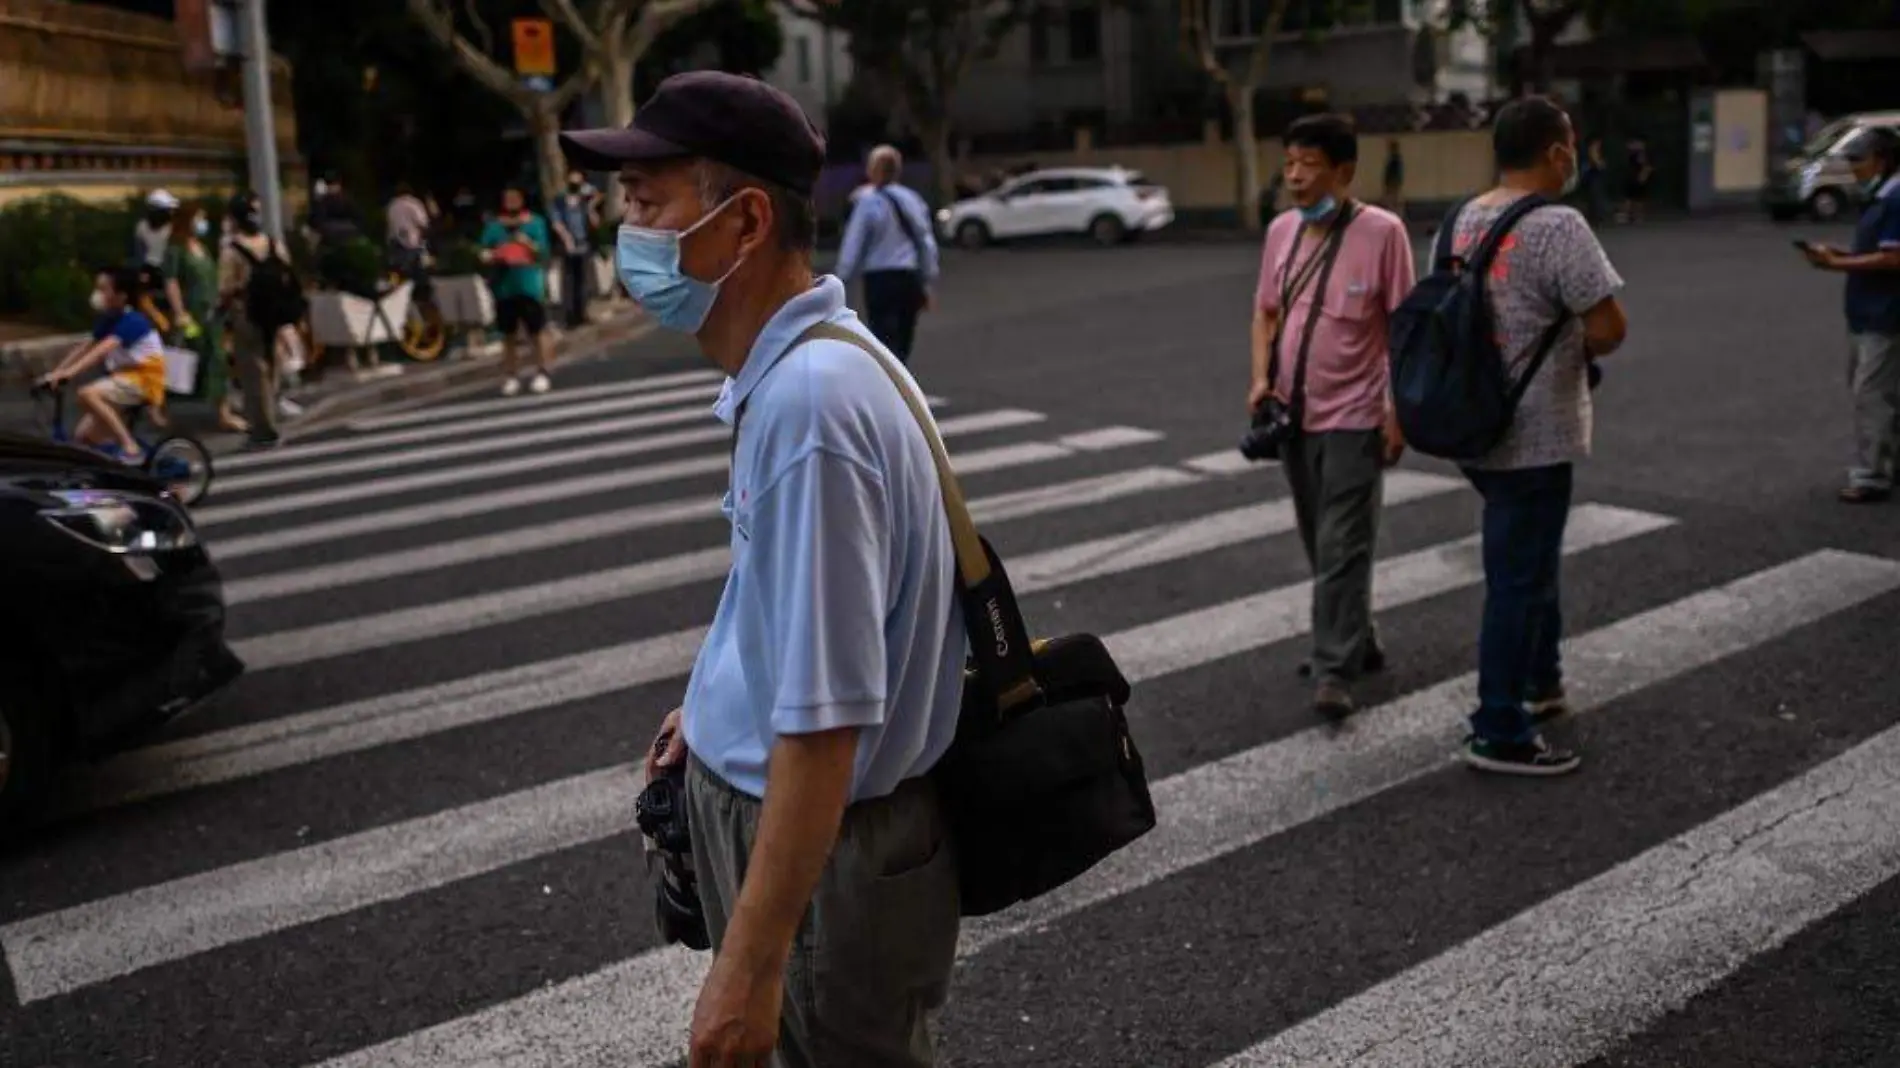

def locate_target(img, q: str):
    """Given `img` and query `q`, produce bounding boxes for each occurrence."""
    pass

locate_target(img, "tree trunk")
[598,49,636,220]
[529,101,569,217]
[1532,39,1557,93]
[920,115,956,207]
[1230,85,1263,233]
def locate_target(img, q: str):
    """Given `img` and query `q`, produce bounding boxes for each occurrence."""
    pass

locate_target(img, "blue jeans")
[1462,463,1573,745]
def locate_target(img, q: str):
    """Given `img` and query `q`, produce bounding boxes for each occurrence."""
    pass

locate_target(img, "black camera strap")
[731,322,1044,720]
[1267,202,1358,425]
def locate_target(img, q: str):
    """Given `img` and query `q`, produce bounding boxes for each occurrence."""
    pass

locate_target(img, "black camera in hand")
[1238,396,1297,462]
[634,743,711,952]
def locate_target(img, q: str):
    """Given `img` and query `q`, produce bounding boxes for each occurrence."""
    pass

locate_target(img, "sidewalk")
[0,304,655,455]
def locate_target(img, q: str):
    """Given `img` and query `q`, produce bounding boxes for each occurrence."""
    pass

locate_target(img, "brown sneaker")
[1314,678,1356,718]
[1527,685,1570,723]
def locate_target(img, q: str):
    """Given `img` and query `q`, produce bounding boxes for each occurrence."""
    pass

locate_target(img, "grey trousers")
[1281,428,1386,682]
[1848,331,1900,491]
[686,757,960,1068]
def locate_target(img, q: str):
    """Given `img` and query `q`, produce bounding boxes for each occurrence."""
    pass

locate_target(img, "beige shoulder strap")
[794,321,993,590]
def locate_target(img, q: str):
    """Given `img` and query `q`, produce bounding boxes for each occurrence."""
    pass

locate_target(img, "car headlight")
[936,208,952,224]
[40,489,199,554]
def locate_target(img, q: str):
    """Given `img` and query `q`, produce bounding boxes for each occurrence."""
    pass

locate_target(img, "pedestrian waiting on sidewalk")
[834,144,940,364]
[1799,126,1900,504]
[562,70,965,1068]
[551,170,603,331]
[480,186,555,397]
[1434,96,1628,775]
[1247,113,1416,719]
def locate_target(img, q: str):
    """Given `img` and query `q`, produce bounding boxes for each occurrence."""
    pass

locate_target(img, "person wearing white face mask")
[37,266,167,462]
[561,72,964,1068]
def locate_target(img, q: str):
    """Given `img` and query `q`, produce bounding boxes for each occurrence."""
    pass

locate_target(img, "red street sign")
[512,18,557,77]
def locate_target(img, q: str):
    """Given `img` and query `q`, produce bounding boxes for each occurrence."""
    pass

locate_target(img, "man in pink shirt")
[1248,114,1417,717]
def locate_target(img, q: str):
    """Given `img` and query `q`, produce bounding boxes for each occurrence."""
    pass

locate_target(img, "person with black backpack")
[834,144,939,364]
[1393,96,1628,776]
[218,192,305,450]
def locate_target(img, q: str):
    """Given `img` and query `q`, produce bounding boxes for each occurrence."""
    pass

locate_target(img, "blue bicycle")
[29,383,215,506]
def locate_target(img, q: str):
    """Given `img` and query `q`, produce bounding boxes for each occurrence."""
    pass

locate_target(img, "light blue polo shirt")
[680,275,966,803]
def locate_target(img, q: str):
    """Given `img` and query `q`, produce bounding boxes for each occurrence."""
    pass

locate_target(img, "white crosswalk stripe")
[344,368,726,432]
[303,550,1900,1068]
[7,365,1898,1068]
[217,379,727,471]
[10,502,1661,1003]
[207,416,1142,560]
[217,395,974,496]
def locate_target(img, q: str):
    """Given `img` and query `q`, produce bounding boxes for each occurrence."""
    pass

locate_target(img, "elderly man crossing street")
[562,73,965,1068]
[835,144,940,364]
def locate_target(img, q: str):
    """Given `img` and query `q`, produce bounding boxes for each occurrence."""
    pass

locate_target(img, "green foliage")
[319,236,388,298]
[638,0,785,98]
[21,264,97,333]
[796,0,1032,124]
[0,195,137,329]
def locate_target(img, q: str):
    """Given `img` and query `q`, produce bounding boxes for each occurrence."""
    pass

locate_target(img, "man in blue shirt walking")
[563,72,965,1068]
[835,144,940,364]
[1807,126,1900,503]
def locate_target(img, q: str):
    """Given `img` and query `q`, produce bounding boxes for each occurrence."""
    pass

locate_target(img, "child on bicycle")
[38,266,168,463]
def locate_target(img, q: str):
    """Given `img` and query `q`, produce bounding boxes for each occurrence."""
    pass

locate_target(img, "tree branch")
[1243,0,1294,86]
[1179,0,1232,88]
[621,0,721,61]
[549,61,599,111]
[540,0,606,55]
[463,0,495,54]
[406,0,529,103]
[406,0,598,114]
[1523,0,1583,35]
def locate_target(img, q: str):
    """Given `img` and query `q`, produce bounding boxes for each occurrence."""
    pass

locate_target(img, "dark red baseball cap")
[560,70,826,195]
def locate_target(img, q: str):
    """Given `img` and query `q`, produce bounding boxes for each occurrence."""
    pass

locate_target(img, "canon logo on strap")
[986,596,1009,656]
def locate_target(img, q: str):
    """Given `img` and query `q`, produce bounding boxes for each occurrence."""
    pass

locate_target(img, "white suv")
[935,166,1175,249]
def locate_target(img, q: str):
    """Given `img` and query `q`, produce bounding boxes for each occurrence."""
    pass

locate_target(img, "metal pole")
[237,0,284,242]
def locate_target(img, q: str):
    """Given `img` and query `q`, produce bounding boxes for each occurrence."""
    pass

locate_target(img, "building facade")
[760,1,853,134]
[946,0,1497,139]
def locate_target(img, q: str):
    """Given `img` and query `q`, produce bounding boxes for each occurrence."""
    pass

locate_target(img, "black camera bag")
[799,322,1158,918]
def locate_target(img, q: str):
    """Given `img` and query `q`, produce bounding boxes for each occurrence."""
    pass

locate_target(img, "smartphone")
[1793,239,1815,252]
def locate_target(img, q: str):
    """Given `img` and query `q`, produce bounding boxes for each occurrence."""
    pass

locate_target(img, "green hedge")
[0,192,227,332]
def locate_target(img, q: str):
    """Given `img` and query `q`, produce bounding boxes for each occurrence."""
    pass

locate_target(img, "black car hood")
[0,430,167,495]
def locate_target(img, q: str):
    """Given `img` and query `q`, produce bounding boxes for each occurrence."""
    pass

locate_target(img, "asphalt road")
[6,216,1900,1068]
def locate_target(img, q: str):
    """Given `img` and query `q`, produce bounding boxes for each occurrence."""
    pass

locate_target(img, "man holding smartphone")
[1803,126,1900,503]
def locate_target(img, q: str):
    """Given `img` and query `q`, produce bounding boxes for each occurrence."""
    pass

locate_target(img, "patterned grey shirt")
[1446,194,1624,470]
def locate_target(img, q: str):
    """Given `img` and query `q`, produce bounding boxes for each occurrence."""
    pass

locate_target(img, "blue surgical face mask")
[1297,195,1338,224]
[193,216,210,238]
[615,197,744,334]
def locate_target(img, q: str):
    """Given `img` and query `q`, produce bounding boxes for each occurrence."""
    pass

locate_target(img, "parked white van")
[1766,110,1900,221]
